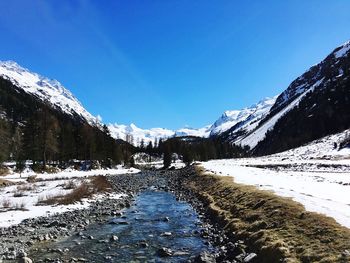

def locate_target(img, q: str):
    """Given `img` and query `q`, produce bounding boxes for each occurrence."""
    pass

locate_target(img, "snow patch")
[334,41,350,58]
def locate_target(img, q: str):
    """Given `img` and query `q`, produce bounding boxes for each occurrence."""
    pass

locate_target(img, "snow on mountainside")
[230,40,350,150]
[108,123,211,146]
[0,61,101,126]
[175,126,211,137]
[271,40,350,119]
[238,79,325,149]
[210,96,277,137]
[108,123,175,145]
[107,97,278,147]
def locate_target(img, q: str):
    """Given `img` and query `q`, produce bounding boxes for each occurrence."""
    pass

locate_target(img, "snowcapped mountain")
[223,40,350,154]
[107,97,279,147]
[0,61,101,126]
[175,126,211,137]
[209,96,277,137]
[108,123,174,145]
[106,97,278,146]
[108,123,211,146]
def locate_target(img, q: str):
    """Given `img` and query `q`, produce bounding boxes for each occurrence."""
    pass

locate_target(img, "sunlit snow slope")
[0,61,101,125]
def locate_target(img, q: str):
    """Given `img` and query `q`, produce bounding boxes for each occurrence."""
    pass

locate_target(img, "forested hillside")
[0,77,134,170]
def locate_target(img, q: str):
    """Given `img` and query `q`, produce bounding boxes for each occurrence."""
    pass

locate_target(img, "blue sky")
[0,1,349,129]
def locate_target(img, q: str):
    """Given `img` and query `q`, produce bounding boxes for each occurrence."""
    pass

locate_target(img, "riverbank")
[179,166,350,263]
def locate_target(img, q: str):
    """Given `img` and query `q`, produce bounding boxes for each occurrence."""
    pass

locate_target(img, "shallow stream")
[31,190,213,262]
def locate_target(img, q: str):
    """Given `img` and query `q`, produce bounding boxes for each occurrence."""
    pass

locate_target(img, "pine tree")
[11,125,23,161]
[140,139,145,150]
[0,118,10,163]
[183,148,193,166]
[36,108,60,168]
[163,145,172,168]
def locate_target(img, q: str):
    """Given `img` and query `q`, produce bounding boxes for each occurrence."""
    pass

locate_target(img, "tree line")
[134,136,247,168]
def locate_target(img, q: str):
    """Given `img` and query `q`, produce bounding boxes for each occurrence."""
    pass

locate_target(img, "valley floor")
[200,145,350,228]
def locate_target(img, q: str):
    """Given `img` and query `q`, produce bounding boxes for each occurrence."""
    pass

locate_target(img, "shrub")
[13,191,26,197]
[17,184,36,192]
[2,199,11,208]
[27,175,37,183]
[0,166,9,176]
[63,180,76,190]
[37,176,112,206]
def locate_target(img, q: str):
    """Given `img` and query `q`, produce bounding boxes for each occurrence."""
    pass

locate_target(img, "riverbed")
[29,190,214,262]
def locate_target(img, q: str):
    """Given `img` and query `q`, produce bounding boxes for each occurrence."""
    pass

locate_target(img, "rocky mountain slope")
[210,97,277,138]
[0,61,101,126]
[220,40,350,154]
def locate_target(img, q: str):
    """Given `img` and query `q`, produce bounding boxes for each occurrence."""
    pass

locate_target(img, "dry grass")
[0,199,28,211]
[63,180,77,189]
[2,199,11,208]
[26,175,37,183]
[13,184,37,197]
[0,178,12,187]
[0,166,9,176]
[13,191,26,197]
[17,184,36,192]
[37,176,112,206]
[189,166,350,263]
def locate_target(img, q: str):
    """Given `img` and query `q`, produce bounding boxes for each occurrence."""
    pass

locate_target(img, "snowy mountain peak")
[209,96,277,136]
[334,40,350,58]
[0,60,100,126]
[273,40,350,113]
[233,39,350,151]
[108,123,212,146]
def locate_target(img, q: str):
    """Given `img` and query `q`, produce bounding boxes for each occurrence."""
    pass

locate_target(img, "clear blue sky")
[0,1,349,129]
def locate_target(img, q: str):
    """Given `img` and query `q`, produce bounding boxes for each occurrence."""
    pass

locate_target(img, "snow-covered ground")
[133,152,186,169]
[200,135,350,228]
[0,166,139,228]
[3,166,139,183]
[135,160,186,170]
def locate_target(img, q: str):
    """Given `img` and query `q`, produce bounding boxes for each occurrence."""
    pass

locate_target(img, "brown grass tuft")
[0,178,12,187]
[0,166,9,176]
[27,175,37,183]
[37,176,112,206]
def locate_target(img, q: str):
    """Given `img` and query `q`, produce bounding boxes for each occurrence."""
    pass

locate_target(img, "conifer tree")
[163,145,172,168]
[0,118,10,163]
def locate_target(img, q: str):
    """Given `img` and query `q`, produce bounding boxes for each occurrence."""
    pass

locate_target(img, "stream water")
[30,190,213,262]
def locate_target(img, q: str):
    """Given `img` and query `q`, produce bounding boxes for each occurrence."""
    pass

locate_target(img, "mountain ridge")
[0,60,101,126]
[221,40,350,154]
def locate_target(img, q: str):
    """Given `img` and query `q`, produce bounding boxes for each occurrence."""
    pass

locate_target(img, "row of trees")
[135,135,247,168]
[0,109,135,170]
